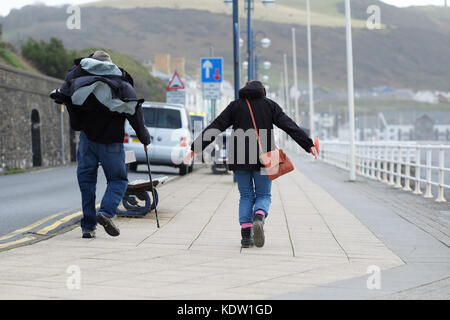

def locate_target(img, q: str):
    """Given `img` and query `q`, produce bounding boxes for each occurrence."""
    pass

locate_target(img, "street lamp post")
[345,0,356,181]
[247,0,254,81]
[292,27,300,126]
[253,36,271,80]
[306,0,315,139]
[225,0,241,99]
[283,53,290,116]
[227,0,274,81]
[233,0,240,99]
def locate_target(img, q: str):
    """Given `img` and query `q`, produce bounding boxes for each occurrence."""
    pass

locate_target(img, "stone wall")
[0,63,72,171]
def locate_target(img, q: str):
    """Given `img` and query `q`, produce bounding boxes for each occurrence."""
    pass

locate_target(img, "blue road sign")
[201,57,223,83]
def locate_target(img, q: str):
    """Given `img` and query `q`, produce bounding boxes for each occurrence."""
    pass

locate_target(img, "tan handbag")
[245,99,294,180]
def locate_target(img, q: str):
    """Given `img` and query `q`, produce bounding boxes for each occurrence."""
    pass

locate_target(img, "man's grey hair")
[91,50,112,63]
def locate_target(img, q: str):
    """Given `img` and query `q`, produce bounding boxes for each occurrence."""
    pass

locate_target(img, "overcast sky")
[0,0,447,17]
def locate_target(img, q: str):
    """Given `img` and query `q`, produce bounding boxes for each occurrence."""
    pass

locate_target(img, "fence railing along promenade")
[315,141,450,202]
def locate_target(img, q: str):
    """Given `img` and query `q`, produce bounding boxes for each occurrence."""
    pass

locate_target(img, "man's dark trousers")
[77,131,128,233]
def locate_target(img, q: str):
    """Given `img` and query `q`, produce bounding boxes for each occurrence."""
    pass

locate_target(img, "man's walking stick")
[144,145,160,228]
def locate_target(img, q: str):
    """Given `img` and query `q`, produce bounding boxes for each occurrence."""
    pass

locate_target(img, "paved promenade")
[0,162,409,299]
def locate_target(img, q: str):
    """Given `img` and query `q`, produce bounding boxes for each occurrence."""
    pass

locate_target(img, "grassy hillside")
[76,48,166,101]
[2,3,450,91]
[0,44,39,72]
[86,0,366,27]
[0,48,26,69]
[0,41,165,101]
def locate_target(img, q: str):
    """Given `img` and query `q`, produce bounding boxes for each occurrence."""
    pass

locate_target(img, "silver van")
[124,102,193,175]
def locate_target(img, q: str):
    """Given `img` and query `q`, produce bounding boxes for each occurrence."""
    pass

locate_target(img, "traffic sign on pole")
[167,71,185,90]
[166,90,186,105]
[166,71,186,105]
[201,57,222,123]
[203,83,221,100]
[201,58,223,83]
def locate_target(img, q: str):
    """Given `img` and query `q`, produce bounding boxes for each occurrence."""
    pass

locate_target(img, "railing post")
[383,146,389,183]
[395,146,402,188]
[360,145,363,175]
[389,146,395,186]
[346,143,350,170]
[403,146,412,192]
[365,145,369,177]
[367,145,371,178]
[413,147,423,195]
[361,145,365,176]
[376,145,382,181]
[355,145,364,175]
[424,148,433,199]
[369,143,376,180]
[436,146,446,202]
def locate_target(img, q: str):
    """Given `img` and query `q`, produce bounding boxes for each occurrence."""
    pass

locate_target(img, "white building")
[413,91,438,104]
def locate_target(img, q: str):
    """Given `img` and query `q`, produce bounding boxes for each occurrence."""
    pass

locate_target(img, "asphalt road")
[0,164,178,237]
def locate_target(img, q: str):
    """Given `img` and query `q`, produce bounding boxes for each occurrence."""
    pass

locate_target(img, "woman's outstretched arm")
[190,101,234,153]
[270,99,315,154]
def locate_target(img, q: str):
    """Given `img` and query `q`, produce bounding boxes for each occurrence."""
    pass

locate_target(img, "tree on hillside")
[21,37,75,79]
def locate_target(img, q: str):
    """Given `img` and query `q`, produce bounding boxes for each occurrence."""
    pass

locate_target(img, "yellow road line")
[36,211,82,235]
[0,204,101,250]
[0,236,36,249]
[35,204,100,235]
[0,213,62,242]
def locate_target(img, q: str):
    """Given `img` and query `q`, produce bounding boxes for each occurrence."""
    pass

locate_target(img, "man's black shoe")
[96,213,120,237]
[253,214,265,248]
[241,227,254,248]
[82,230,96,239]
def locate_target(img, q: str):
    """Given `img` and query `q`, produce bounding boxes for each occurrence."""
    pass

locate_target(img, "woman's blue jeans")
[234,170,272,225]
[77,132,128,232]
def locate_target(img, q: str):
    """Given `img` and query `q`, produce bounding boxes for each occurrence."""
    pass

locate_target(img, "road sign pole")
[211,99,216,122]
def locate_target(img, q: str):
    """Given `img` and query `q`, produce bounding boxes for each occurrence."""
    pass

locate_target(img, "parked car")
[124,102,193,175]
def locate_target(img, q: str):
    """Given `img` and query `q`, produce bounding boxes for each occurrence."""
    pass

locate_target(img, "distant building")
[438,92,450,104]
[185,78,203,113]
[171,57,186,78]
[153,54,171,74]
[414,114,435,140]
[153,54,186,78]
[413,91,438,104]
[335,111,450,142]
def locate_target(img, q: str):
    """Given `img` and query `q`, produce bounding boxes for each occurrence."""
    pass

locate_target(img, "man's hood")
[239,81,266,99]
[79,58,122,77]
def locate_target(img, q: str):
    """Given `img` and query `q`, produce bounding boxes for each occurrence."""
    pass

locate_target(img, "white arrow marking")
[202,60,213,79]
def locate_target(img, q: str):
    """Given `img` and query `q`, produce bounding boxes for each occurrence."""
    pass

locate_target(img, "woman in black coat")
[185,81,317,248]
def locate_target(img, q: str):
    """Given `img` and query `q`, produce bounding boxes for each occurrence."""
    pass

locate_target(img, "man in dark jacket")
[52,51,151,238]
[185,81,317,248]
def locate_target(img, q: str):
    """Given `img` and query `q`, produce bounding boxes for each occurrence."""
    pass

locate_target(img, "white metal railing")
[319,141,450,203]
